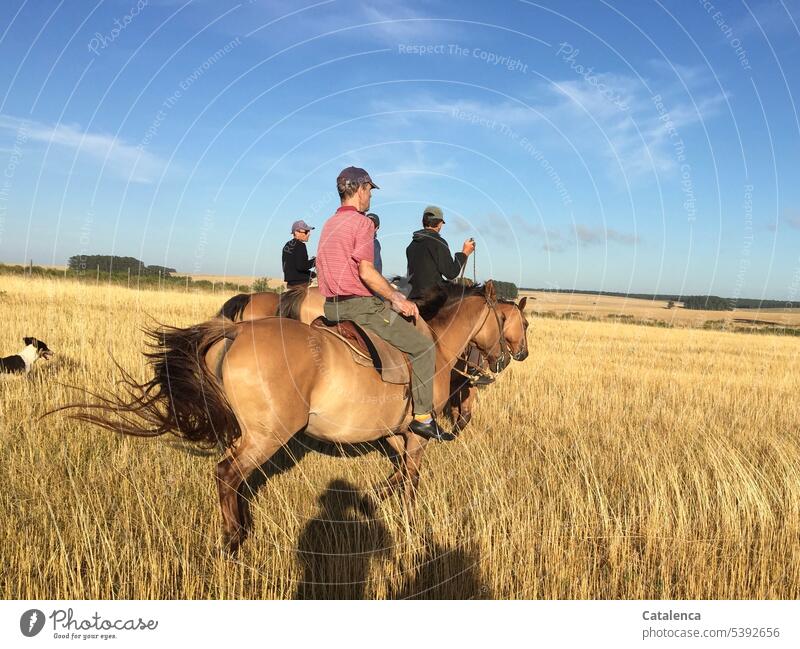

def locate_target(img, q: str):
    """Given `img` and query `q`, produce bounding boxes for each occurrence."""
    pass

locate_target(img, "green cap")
[422,205,445,226]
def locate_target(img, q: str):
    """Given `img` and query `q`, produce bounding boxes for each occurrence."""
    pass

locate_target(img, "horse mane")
[415,282,486,321]
[279,285,308,319]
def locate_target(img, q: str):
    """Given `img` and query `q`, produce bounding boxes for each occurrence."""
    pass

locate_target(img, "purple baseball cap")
[336,166,380,189]
[291,219,314,233]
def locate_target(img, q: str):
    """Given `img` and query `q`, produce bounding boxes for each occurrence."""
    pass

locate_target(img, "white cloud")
[369,63,726,183]
[0,114,167,183]
[360,3,453,43]
[543,70,727,178]
[370,95,541,129]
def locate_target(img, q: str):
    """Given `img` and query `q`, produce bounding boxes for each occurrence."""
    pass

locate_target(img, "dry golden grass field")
[522,289,800,328]
[2,275,799,599]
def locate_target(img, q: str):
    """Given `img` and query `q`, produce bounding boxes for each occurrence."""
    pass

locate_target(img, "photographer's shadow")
[390,538,492,600]
[294,479,392,599]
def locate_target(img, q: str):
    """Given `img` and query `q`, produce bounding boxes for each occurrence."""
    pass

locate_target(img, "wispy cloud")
[768,209,800,231]
[573,224,639,246]
[543,68,727,177]
[356,140,461,198]
[242,0,457,46]
[370,95,540,129]
[735,0,800,38]
[0,114,167,183]
[482,213,638,251]
[368,62,725,183]
[360,3,454,44]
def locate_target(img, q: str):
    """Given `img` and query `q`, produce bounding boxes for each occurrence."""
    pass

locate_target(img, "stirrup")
[469,372,495,387]
[409,417,457,442]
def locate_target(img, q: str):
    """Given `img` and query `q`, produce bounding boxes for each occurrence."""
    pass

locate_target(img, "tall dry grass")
[1,275,799,599]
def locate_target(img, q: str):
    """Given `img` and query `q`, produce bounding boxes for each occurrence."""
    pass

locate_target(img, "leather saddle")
[310,317,410,384]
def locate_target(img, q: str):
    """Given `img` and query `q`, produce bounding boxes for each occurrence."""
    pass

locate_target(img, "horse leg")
[454,384,476,433]
[216,430,290,553]
[448,375,462,425]
[401,433,430,507]
[375,434,407,499]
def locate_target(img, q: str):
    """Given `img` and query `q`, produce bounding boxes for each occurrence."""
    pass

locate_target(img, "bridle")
[453,294,510,379]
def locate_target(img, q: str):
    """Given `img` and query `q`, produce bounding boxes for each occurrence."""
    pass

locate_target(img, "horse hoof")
[372,481,400,501]
[222,529,248,556]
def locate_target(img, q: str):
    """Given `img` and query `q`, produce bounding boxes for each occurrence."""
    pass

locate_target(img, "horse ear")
[484,280,497,306]
[518,296,527,311]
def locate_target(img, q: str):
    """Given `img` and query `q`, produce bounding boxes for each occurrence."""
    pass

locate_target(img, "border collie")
[0,337,54,374]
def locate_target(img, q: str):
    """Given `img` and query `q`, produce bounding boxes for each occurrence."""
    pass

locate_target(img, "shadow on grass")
[389,538,492,600]
[294,479,391,599]
[293,478,492,600]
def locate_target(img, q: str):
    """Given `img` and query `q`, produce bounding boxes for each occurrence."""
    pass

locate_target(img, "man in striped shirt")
[316,166,450,442]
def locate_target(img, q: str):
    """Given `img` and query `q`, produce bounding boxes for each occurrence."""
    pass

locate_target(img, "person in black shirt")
[366,212,382,276]
[283,219,316,287]
[406,205,491,386]
[406,205,474,299]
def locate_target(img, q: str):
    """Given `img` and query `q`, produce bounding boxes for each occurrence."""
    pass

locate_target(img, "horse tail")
[217,293,251,321]
[52,318,242,449]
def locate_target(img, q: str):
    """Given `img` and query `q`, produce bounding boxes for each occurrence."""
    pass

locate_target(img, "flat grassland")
[522,290,800,329]
[1,276,799,599]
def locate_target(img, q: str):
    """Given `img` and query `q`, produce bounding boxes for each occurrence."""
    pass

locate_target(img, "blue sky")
[0,0,799,298]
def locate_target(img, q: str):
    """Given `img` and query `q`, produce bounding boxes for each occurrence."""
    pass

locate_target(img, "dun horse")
[219,286,530,431]
[218,286,325,323]
[63,282,509,552]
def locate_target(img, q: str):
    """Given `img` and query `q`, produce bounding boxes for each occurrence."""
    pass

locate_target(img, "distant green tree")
[682,295,734,311]
[67,255,175,276]
[251,277,272,293]
[493,280,518,300]
[146,264,177,277]
[667,300,675,309]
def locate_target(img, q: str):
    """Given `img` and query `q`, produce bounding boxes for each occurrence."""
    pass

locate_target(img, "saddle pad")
[310,317,411,385]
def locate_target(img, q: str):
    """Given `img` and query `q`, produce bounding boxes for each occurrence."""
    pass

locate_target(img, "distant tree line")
[523,287,786,310]
[681,295,734,311]
[67,255,176,277]
[0,262,243,293]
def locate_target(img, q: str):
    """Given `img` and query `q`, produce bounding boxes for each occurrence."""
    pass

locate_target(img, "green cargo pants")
[324,296,435,414]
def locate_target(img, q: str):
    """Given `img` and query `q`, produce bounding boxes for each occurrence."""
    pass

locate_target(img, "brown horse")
[448,297,529,431]
[219,282,512,440]
[63,282,507,552]
[217,286,325,324]
[219,286,530,433]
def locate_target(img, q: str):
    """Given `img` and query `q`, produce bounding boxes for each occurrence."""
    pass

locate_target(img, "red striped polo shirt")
[316,205,375,297]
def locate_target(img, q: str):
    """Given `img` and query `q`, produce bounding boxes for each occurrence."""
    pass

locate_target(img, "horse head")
[471,280,511,373]
[499,296,529,362]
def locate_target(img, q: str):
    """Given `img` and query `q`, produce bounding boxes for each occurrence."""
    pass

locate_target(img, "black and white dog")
[0,337,54,374]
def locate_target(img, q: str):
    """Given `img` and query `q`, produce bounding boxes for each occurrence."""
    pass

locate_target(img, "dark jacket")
[282,239,315,286]
[406,228,467,299]
[373,237,382,275]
